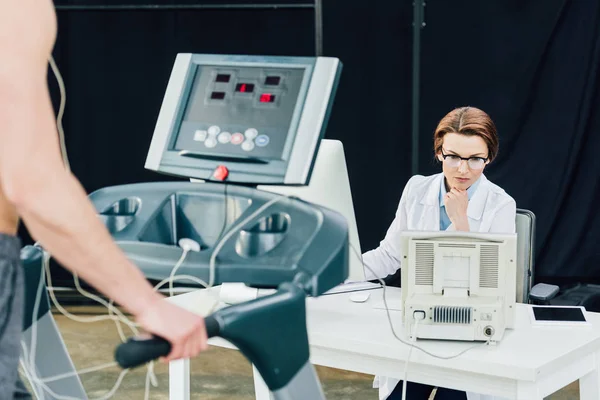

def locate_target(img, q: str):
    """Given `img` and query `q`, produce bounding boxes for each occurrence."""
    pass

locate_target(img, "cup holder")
[99,197,141,234]
[138,193,251,249]
[235,212,290,258]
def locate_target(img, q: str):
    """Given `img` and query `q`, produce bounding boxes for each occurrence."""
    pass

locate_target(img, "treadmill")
[89,53,347,399]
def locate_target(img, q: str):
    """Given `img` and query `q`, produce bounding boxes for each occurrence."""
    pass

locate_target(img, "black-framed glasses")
[441,149,488,170]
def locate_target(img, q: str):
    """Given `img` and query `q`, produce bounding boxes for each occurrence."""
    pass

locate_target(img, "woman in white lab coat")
[362,106,516,400]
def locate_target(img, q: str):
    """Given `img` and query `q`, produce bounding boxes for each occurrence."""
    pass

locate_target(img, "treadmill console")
[145,54,342,185]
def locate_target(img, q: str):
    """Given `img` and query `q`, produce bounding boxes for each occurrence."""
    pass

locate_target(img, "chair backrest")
[515,209,536,303]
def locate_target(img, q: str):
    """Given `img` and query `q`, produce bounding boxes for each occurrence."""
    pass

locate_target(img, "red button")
[213,165,229,181]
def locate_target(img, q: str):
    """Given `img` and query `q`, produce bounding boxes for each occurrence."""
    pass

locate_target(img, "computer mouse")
[349,292,371,303]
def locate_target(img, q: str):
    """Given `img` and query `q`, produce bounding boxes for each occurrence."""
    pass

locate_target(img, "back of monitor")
[400,231,517,342]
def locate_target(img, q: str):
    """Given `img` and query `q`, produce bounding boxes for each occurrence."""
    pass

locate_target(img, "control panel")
[173,66,304,160]
[145,54,342,185]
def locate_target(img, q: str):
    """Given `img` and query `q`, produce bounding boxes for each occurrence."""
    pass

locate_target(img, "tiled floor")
[23,306,580,399]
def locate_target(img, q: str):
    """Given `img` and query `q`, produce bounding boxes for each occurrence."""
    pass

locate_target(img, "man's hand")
[135,293,209,362]
[444,188,469,231]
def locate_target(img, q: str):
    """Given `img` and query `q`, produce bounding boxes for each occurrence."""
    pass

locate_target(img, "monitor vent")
[433,306,472,324]
[415,242,434,285]
[438,243,476,249]
[480,244,499,288]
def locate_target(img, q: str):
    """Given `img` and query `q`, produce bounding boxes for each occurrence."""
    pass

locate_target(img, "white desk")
[168,286,600,400]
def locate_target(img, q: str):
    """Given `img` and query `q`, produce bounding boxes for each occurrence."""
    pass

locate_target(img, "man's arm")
[0,0,207,361]
[0,72,159,317]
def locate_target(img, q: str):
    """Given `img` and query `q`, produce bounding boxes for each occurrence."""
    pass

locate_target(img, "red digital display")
[235,83,255,93]
[260,93,276,103]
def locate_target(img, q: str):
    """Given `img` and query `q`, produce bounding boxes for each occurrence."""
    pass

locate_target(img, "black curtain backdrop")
[32,0,600,287]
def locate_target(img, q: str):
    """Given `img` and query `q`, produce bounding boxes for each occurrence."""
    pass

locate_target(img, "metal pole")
[54,3,314,11]
[314,0,323,56]
[412,0,425,175]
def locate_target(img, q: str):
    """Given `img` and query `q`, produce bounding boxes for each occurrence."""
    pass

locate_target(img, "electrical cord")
[169,249,190,297]
[349,243,491,360]
[401,315,422,400]
[24,244,217,399]
[49,55,70,172]
[21,243,135,400]
[22,246,214,399]
[20,246,128,400]
[220,183,229,239]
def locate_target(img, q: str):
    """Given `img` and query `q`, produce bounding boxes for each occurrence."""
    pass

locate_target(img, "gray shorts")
[0,233,31,399]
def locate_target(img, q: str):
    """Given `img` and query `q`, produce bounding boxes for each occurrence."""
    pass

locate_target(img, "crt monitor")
[145,53,342,186]
[258,139,365,282]
[399,231,517,342]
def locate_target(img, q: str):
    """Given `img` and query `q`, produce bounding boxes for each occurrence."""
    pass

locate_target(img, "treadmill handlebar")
[115,315,220,369]
[114,282,311,391]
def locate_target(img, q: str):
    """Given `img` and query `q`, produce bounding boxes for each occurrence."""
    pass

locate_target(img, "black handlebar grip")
[115,315,220,369]
[115,336,171,369]
[204,315,220,338]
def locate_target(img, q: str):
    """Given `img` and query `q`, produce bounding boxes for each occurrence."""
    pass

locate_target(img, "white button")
[194,130,207,142]
[242,140,255,152]
[194,130,208,142]
[208,125,221,136]
[205,137,217,148]
[231,133,244,145]
[218,132,232,144]
[245,128,258,139]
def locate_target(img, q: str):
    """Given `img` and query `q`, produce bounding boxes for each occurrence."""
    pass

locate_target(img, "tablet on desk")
[528,305,590,327]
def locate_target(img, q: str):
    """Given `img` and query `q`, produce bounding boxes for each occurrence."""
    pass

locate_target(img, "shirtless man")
[0,1,208,396]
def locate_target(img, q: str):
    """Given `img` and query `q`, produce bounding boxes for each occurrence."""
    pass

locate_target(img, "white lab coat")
[362,172,516,400]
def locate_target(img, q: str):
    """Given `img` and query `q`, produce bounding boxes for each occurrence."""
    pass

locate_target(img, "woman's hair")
[433,106,499,162]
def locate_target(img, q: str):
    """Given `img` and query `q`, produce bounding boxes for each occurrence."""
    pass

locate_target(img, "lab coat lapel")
[419,173,443,230]
[467,175,487,223]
